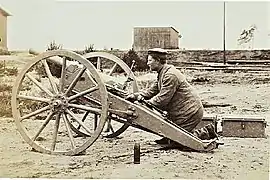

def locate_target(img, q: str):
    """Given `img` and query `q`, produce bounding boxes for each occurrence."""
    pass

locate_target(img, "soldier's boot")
[193,123,218,140]
[204,123,219,139]
[154,137,170,144]
[193,128,210,140]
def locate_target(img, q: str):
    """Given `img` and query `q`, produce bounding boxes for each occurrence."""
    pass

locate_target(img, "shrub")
[0,84,13,117]
[74,44,95,55]
[0,61,3,69]
[46,40,62,51]
[6,67,18,76]
[83,44,95,54]
[121,49,148,72]
[0,84,12,92]
[0,61,18,76]
[0,49,11,55]
[0,93,12,117]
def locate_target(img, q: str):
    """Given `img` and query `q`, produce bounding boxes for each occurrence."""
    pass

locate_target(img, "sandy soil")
[0,53,269,179]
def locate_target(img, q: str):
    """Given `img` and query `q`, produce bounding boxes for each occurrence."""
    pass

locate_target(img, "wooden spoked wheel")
[11,50,108,155]
[75,52,139,138]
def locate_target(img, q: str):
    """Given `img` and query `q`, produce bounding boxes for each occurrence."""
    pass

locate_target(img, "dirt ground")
[0,53,269,179]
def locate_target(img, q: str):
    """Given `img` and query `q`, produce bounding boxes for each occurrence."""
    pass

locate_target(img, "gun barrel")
[28,48,64,66]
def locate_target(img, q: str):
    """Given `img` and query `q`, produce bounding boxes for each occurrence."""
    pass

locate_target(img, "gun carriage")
[12,50,219,156]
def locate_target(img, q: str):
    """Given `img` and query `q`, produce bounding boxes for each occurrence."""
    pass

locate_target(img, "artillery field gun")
[11,50,266,156]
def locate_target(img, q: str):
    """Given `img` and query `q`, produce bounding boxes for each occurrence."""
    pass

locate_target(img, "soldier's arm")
[139,80,159,100]
[148,74,178,108]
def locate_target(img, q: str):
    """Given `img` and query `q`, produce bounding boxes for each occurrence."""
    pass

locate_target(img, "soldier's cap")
[148,48,168,55]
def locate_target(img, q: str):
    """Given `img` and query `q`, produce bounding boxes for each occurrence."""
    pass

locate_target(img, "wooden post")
[223,1,226,65]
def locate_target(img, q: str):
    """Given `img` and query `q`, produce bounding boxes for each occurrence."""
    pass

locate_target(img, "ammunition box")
[221,116,267,138]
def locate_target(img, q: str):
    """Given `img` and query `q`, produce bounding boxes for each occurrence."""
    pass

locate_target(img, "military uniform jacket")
[139,64,203,123]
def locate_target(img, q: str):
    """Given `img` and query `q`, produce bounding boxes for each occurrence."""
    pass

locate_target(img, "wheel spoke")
[42,59,59,94]
[77,111,90,130]
[81,111,90,123]
[32,111,54,141]
[51,113,60,151]
[109,123,115,134]
[94,114,98,130]
[60,57,67,93]
[105,119,111,132]
[20,105,51,121]
[97,57,101,71]
[72,90,101,106]
[86,71,98,86]
[25,73,54,97]
[67,86,99,101]
[65,109,92,134]
[62,113,76,149]
[18,95,50,103]
[65,67,87,96]
[108,63,118,76]
[68,103,101,114]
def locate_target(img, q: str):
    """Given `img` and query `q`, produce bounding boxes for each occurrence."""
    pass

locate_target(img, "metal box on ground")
[221,116,267,138]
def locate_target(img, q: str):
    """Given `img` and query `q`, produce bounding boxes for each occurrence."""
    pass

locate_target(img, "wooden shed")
[0,6,11,50]
[133,27,179,51]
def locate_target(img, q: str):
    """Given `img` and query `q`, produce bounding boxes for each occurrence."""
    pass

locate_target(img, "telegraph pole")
[223,1,226,64]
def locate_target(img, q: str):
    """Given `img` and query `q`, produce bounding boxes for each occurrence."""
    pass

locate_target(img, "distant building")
[133,27,179,51]
[0,6,11,50]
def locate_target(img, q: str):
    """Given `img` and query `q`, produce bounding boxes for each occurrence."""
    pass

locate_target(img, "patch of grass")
[0,83,12,92]
[0,61,18,76]
[5,67,18,76]
[0,94,12,117]
[20,99,48,113]
[0,49,11,55]
[0,84,12,117]
[0,81,49,118]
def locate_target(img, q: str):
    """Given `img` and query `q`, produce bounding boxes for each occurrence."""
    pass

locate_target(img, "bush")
[83,44,95,54]
[0,49,11,55]
[0,84,12,117]
[0,61,4,69]
[0,61,18,76]
[5,67,18,76]
[46,40,62,51]
[121,49,148,72]
[0,93,12,117]
[74,44,95,55]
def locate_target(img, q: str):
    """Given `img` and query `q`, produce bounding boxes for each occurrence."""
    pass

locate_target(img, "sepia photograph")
[0,0,269,179]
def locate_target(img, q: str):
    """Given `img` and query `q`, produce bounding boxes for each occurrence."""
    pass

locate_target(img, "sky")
[1,0,269,51]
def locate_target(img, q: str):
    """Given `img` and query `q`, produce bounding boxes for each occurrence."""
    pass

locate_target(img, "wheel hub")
[50,94,68,112]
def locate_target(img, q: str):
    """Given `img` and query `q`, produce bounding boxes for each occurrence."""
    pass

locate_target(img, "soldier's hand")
[125,94,136,102]
[137,94,145,102]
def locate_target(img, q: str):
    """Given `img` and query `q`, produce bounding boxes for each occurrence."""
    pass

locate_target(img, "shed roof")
[0,6,11,16]
[134,26,179,33]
